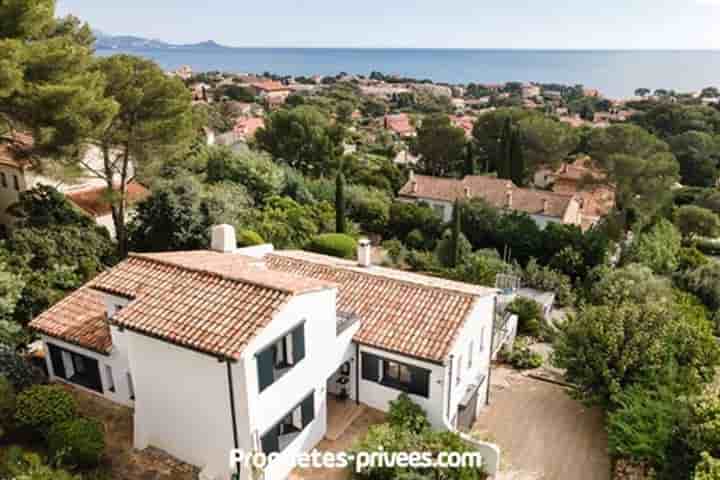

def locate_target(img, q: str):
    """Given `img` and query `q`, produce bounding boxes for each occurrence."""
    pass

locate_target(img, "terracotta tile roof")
[65,181,150,217]
[250,81,288,93]
[0,134,33,169]
[384,114,415,136]
[29,287,112,355]
[88,252,334,359]
[399,174,579,220]
[233,117,265,138]
[265,251,496,363]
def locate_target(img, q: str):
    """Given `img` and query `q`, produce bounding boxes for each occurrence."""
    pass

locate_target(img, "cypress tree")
[335,171,346,234]
[464,142,477,176]
[450,200,462,268]
[509,127,525,186]
[498,117,514,180]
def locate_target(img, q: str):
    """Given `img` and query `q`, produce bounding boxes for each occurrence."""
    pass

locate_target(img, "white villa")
[29,226,518,480]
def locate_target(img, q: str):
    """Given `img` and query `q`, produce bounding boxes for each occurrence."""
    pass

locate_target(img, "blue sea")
[96,48,720,99]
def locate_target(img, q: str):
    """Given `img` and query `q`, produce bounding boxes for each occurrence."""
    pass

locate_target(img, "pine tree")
[464,142,477,176]
[335,171,346,234]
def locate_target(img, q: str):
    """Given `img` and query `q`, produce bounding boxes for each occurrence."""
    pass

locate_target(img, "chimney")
[357,238,372,267]
[464,186,471,198]
[542,198,549,214]
[505,189,513,208]
[211,224,237,253]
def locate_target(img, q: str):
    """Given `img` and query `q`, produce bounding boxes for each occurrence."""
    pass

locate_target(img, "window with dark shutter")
[48,344,66,379]
[301,391,314,427]
[261,425,280,455]
[257,347,275,392]
[408,366,430,398]
[361,353,380,381]
[292,323,305,364]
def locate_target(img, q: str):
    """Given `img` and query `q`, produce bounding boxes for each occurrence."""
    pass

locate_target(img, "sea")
[95,48,720,99]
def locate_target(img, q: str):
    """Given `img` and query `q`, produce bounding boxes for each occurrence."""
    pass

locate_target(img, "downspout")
[226,361,242,480]
[486,296,497,406]
[446,354,454,426]
[355,343,360,405]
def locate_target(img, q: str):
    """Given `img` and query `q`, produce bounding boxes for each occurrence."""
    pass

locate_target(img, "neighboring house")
[393,149,419,166]
[534,157,616,230]
[521,84,541,99]
[0,136,148,237]
[399,172,584,229]
[450,115,475,138]
[64,182,150,238]
[233,117,265,140]
[248,81,291,102]
[29,226,514,480]
[384,113,416,138]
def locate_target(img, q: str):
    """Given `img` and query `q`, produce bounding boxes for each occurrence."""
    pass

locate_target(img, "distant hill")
[93,31,227,50]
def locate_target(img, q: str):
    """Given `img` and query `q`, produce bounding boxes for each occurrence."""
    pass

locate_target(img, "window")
[47,344,104,393]
[467,341,474,369]
[257,322,306,392]
[105,365,115,392]
[361,352,430,398]
[261,391,314,455]
[12,175,19,191]
[0,173,6,188]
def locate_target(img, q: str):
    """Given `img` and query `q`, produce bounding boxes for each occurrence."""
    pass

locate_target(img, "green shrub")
[15,385,77,435]
[381,239,406,266]
[0,447,81,480]
[695,453,720,480]
[0,376,16,438]
[507,297,543,337]
[506,338,543,370]
[405,228,426,250]
[434,230,472,268]
[237,229,264,247]
[678,247,710,271]
[405,250,437,272]
[522,259,576,307]
[0,345,44,390]
[387,393,430,434]
[48,417,105,468]
[305,233,357,259]
[695,238,720,256]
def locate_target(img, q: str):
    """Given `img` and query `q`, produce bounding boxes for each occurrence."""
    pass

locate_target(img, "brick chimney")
[211,224,237,253]
[464,186,471,198]
[505,189,513,208]
[357,238,372,267]
[542,198,549,214]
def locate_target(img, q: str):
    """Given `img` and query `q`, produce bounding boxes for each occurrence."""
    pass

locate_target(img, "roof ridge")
[268,252,495,299]
[127,253,311,296]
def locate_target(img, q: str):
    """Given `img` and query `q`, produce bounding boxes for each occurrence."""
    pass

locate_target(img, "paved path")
[474,368,610,480]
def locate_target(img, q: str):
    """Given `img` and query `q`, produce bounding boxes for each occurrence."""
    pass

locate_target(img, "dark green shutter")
[261,426,280,455]
[48,344,66,379]
[361,353,380,382]
[257,347,275,392]
[292,323,305,363]
[301,391,315,427]
[408,366,430,398]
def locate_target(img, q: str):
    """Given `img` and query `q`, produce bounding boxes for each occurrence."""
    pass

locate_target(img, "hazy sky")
[57,0,720,49]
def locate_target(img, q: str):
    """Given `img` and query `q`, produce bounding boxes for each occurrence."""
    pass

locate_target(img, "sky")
[57,0,720,49]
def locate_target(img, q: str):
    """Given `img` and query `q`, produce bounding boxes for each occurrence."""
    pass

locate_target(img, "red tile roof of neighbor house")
[29,287,113,355]
[399,174,579,220]
[233,117,265,138]
[64,182,150,217]
[384,113,415,136]
[265,251,495,363]
[250,81,288,93]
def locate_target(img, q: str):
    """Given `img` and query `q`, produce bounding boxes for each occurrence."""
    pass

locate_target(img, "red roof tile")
[65,182,150,217]
[0,134,33,170]
[265,251,494,363]
[29,287,112,355]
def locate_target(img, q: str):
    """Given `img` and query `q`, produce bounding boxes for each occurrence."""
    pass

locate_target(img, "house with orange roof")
[0,136,149,237]
[30,225,512,480]
[233,116,265,140]
[383,113,416,138]
[399,172,584,229]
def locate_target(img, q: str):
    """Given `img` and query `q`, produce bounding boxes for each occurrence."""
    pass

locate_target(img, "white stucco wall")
[240,288,347,480]
[126,330,237,480]
[445,295,496,425]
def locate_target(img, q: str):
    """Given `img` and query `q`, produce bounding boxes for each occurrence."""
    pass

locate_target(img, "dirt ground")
[473,367,611,480]
[66,385,199,480]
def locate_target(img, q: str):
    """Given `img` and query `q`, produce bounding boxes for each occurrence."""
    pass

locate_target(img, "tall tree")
[414,114,466,177]
[450,200,462,268]
[335,171,346,234]
[509,125,526,185]
[497,117,514,180]
[667,131,720,188]
[464,142,477,176]
[81,55,194,256]
[0,0,116,159]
